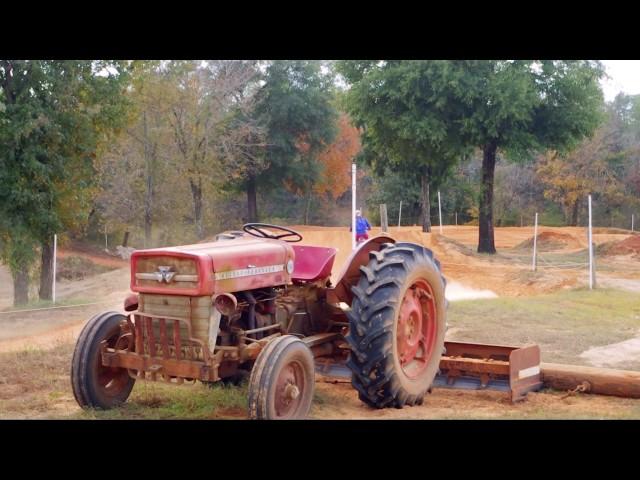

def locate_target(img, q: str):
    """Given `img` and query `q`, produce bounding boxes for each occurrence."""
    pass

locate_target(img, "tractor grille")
[129,294,213,382]
[134,256,199,291]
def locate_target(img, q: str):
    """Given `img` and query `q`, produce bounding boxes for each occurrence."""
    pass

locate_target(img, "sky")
[600,60,640,102]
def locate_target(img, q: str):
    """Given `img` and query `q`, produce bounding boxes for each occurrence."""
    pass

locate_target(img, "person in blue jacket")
[354,210,371,243]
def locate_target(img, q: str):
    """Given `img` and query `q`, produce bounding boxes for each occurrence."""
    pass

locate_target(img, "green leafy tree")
[449,60,605,252]
[337,60,468,232]
[0,60,130,304]
[238,60,337,222]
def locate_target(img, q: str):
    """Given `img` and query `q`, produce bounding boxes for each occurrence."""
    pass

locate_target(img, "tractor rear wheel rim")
[274,360,305,418]
[95,329,132,397]
[397,279,437,379]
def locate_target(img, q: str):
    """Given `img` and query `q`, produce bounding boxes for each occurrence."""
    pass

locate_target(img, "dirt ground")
[1,225,639,419]
[311,381,640,420]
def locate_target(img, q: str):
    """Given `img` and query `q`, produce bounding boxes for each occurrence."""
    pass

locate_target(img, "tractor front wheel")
[71,311,135,409]
[247,335,315,420]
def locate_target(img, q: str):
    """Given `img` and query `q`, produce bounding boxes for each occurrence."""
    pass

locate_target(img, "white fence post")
[52,234,57,304]
[437,190,443,234]
[351,163,357,250]
[632,213,635,232]
[588,195,595,289]
[532,212,538,271]
[398,200,403,228]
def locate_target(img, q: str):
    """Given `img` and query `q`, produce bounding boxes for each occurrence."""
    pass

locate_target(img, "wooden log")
[541,362,640,399]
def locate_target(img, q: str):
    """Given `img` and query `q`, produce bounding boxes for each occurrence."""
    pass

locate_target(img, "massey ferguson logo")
[154,266,176,283]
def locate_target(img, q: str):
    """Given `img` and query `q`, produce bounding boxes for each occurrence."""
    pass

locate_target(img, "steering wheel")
[242,223,303,243]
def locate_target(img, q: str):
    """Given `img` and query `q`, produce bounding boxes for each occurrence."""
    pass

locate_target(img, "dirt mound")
[598,234,640,257]
[515,231,583,252]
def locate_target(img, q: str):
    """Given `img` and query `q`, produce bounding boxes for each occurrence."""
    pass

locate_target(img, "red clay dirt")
[515,231,585,251]
[599,234,640,257]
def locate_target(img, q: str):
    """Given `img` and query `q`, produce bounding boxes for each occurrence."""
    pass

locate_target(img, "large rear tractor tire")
[71,311,135,409]
[346,242,447,409]
[248,335,315,420]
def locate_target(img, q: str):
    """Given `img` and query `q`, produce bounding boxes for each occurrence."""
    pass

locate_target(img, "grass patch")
[448,288,640,369]
[0,340,249,419]
[0,342,76,418]
[76,381,249,420]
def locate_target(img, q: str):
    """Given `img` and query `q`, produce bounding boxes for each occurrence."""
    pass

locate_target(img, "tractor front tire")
[71,311,135,409]
[248,335,315,420]
[346,242,447,409]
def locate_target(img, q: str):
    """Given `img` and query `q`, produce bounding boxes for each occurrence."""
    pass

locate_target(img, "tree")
[239,60,337,222]
[291,113,360,224]
[337,60,468,232]
[448,60,605,252]
[166,60,261,238]
[0,60,130,304]
[96,61,175,247]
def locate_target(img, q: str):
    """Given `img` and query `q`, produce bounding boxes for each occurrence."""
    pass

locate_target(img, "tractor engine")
[214,283,333,346]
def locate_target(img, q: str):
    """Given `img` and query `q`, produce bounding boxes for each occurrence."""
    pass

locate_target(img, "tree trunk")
[39,238,54,301]
[570,199,580,227]
[247,175,258,223]
[304,192,312,225]
[144,176,153,247]
[190,178,204,239]
[13,266,29,306]
[478,141,498,254]
[420,172,431,233]
[143,111,153,248]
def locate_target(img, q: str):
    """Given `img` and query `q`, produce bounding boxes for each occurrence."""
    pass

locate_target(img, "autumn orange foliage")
[313,114,361,198]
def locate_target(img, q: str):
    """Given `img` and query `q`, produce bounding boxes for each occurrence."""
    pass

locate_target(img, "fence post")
[532,212,538,271]
[52,234,57,304]
[398,200,403,228]
[437,190,443,234]
[380,204,388,233]
[455,211,458,226]
[632,214,635,232]
[351,163,357,250]
[588,195,596,289]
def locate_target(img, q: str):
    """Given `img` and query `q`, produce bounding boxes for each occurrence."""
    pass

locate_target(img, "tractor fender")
[327,235,395,305]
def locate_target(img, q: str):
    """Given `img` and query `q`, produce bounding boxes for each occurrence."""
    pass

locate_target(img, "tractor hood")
[130,235,295,296]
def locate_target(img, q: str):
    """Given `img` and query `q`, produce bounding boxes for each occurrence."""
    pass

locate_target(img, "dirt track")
[1,224,637,351]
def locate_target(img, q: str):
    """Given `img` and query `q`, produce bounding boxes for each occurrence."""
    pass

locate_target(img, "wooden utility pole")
[380,204,388,233]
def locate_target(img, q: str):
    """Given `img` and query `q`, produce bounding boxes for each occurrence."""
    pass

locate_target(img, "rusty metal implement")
[315,340,543,403]
[434,341,543,402]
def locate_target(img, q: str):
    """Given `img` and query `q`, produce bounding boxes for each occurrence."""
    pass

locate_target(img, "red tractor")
[71,223,447,419]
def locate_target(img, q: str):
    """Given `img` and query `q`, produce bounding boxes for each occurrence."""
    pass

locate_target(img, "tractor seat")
[291,245,337,283]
